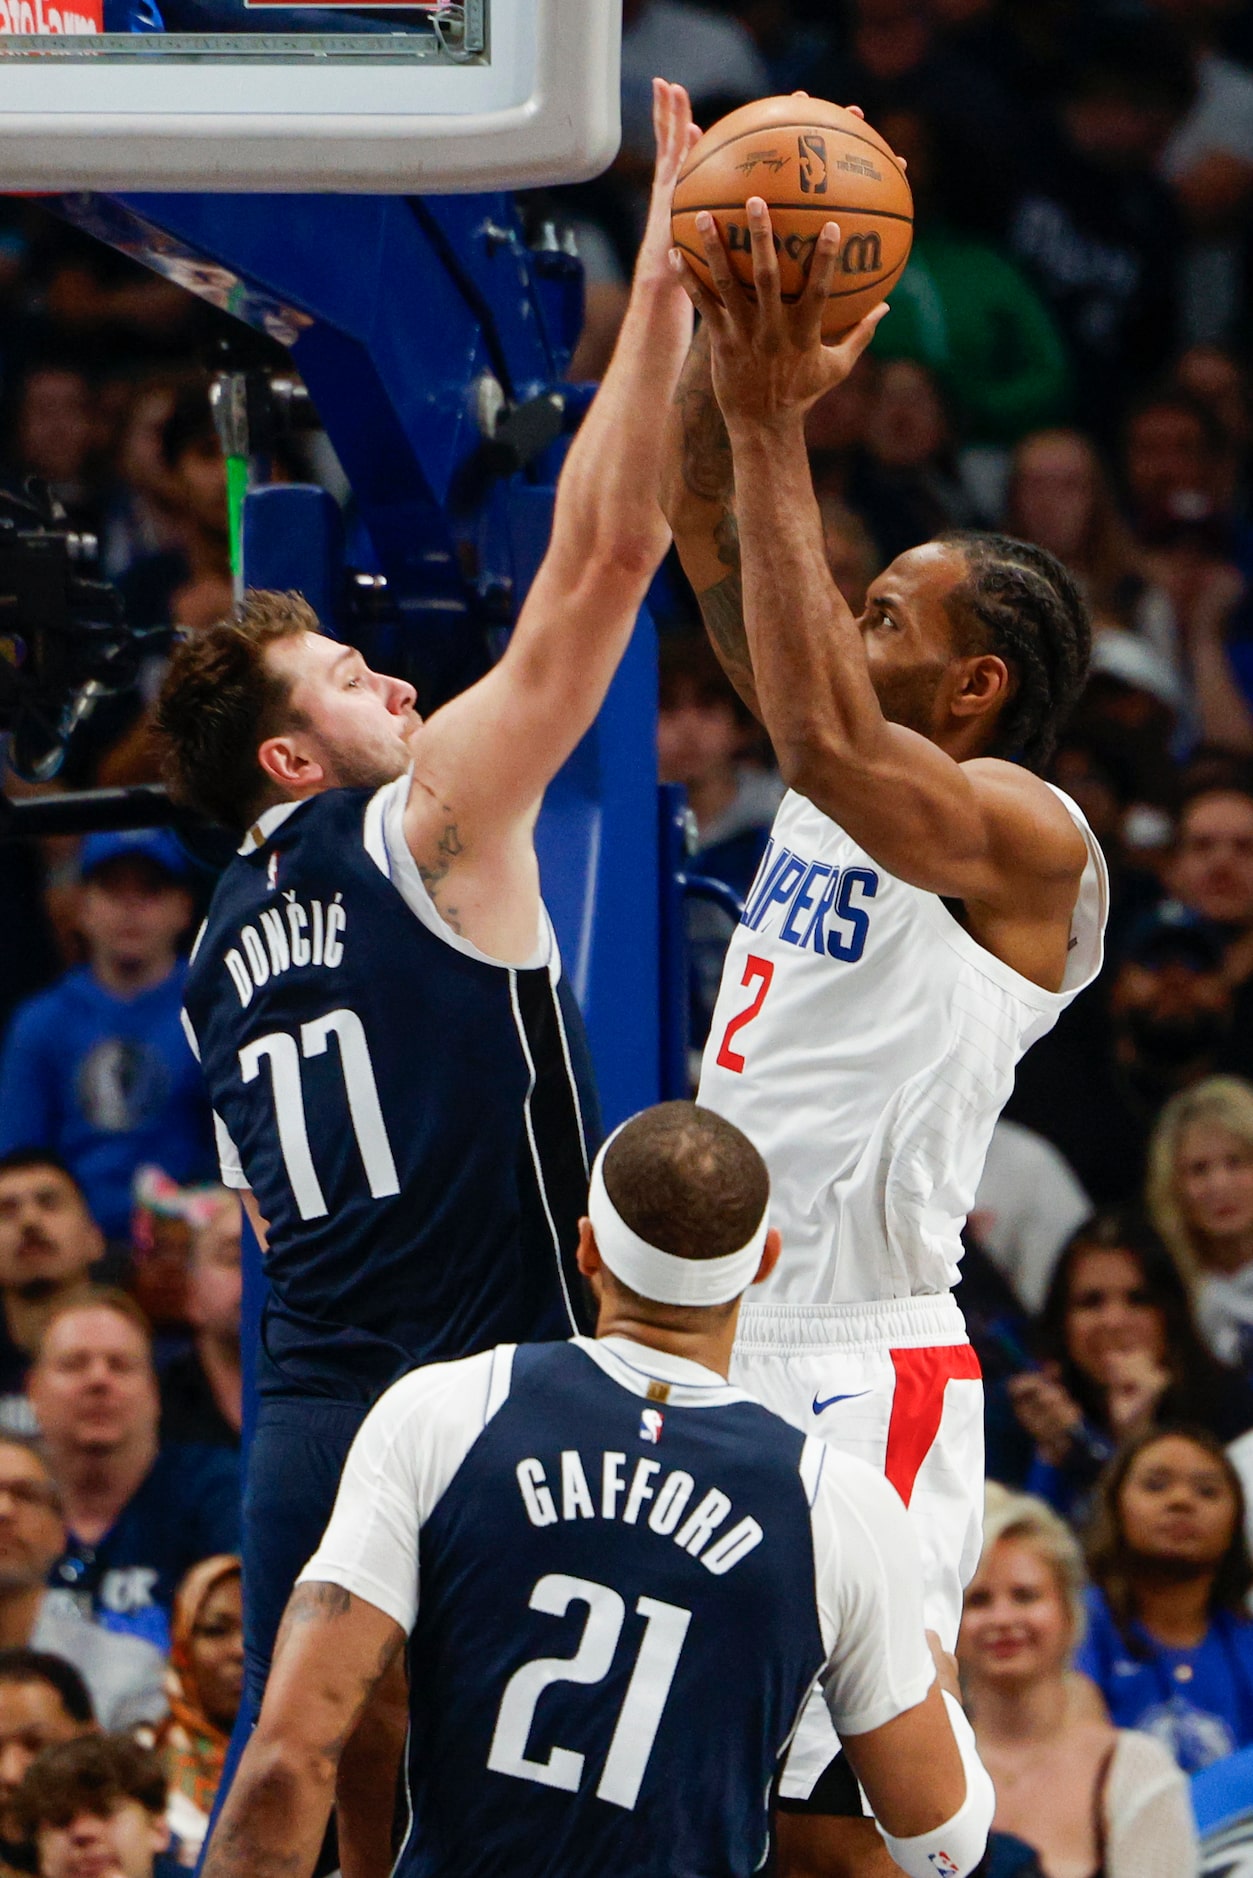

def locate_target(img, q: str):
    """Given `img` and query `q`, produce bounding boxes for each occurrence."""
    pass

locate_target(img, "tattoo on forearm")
[674,329,733,507]
[700,571,755,700]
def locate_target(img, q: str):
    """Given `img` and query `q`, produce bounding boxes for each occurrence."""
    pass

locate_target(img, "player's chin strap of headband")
[587,1130,768,1308]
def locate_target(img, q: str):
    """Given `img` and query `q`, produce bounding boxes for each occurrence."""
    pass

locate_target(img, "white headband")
[588,1130,768,1307]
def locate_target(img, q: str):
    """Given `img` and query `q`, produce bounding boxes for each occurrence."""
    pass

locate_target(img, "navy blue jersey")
[181,779,599,1402]
[302,1337,937,1878]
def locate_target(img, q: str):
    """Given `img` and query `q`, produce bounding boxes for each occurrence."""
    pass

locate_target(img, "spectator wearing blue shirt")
[27,1290,239,1656]
[0,831,214,1243]
[1077,1425,1253,1773]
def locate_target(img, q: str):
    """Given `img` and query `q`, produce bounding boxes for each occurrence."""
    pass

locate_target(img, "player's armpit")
[202,1584,405,1878]
[240,1187,270,1255]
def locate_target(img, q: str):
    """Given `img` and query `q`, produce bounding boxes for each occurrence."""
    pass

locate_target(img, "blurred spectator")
[1168,780,1253,1071]
[1004,429,1154,628]
[871,108,1072,448]
[1048,728,1166,951]
[860,358,977,538]
[1079,1426,1253,1773]
[1174,342,1253,476]
[0,1158,103,1435]
[970,1119,1091,1314]
[0,830,213,1245]
[958,1484,1197,1878]
[0,1655,95,1878]
[99,380,191,584]
[618,0,767,171]
[811,0,1028,238]
[1008,902,1236,1205]
[112,389,232,644]
[0,1439,163,1734]
[998,1214,1253,1519]
[153,1558,241,1867]
[1151,0,1253,343]
[29,1292,239,1656]
[158,1195,241,1452]
[1148,1074,1253,1370]
[658,635,780,903]
[1005,21,1190,443]
[7,366,102,537]
[14,1735,176,1878]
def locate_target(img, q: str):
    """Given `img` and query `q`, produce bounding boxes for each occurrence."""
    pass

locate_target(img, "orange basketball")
[671,97,913,340]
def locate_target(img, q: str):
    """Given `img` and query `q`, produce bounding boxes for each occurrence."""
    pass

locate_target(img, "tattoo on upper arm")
[417,818,466,927]
[273,1581,352,1656]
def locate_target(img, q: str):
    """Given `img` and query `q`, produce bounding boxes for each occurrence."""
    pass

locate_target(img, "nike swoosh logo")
[812,1390,872,1414]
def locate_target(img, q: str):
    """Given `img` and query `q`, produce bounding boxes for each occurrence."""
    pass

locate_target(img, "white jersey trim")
[577,1336,754,1407]
[237,799,305,855]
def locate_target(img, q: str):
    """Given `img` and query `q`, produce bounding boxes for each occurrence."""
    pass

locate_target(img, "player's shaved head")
[601,1102,767,1261]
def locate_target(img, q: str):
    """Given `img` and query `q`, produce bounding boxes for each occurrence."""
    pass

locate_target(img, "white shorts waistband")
[734,1292,968,1353]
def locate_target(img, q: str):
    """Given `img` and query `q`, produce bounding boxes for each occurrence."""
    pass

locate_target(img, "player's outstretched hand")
[670,198,888,429]
[637,79,703,288]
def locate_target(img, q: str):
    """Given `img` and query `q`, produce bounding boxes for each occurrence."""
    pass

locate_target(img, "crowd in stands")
[2,0,1253,1873]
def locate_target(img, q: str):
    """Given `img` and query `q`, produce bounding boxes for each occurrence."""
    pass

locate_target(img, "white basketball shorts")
[731,1292,985,1802]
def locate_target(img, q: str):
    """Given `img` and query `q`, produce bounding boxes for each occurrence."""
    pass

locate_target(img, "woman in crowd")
[1002,1213,1253,1520]
[959,1484,1197,1878]
[1149,1075,1253,1372]
[1079,1427,1253,1774]
[1005,428,1150,631]
[154,1556,242,1866]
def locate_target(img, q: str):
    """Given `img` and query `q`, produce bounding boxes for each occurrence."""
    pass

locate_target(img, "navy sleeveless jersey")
[401,1343,824,1878]
[181,781,599,1401]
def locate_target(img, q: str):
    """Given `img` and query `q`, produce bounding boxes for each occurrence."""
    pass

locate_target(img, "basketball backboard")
[0,0,619,190]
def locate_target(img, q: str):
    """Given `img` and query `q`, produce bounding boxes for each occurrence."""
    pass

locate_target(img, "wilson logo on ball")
[841,232,882,274]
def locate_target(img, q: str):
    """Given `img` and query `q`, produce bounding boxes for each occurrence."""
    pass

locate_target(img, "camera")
[0,483,140,782]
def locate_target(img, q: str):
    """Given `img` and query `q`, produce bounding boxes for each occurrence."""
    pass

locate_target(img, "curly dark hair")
[14,1734,166,1837]
[153,589,317,830]
[937,530,1092,771]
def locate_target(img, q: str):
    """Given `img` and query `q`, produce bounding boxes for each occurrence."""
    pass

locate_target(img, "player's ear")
[257,732,327,794]
[950,652,1011,724]
[575,1218,603,1283]
[752,1227,781,1288]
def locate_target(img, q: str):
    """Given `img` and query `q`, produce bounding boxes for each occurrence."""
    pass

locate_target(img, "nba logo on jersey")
[929,1853,960,1876]
[639,1408,664,1444]
[267,851,279,891]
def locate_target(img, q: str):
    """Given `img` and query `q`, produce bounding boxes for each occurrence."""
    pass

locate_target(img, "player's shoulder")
[804,1434,918,1534]
[963,759,1090,878]
[364,1345,513,1444]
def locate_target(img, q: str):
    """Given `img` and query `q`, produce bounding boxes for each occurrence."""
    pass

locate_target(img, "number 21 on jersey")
[716,955,773,1074]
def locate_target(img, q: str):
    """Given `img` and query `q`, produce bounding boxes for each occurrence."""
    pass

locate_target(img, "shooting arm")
[661,327,760,718]
[201,1583,404,1878]
[725,410,1083,905]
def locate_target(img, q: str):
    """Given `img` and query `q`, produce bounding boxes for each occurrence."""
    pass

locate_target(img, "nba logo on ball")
[639,1409,664,1444]
[928,1854,960,1876]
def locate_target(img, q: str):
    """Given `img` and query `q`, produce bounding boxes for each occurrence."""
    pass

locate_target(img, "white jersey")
[699,784,1108,1307]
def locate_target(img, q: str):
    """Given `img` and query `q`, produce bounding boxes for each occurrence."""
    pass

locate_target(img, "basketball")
[671,97,913,340]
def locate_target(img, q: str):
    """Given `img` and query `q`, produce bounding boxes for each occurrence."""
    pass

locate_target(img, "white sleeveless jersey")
[698,785,1108,1305]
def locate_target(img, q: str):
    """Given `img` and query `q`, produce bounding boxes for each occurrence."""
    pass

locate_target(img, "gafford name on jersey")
[516,1445,763,1575]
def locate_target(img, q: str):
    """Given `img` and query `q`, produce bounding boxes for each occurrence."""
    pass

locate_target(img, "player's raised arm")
[673,205,1091,929]
[200,1581,405,1878]
[402,80,698,865]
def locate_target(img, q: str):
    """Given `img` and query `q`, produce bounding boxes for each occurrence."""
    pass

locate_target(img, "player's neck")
[595,1310,735,1380]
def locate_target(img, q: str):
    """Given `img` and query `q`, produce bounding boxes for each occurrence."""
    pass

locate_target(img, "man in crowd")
[28,1291,239,1655]
[0,1158,104,1434]
[1169,774,1253,1072]
[1010,902,1235,1203]
[0,833,214,1245]
[0,1653,97,1874]
[15,1734,177,1878]
[0,1437,164,1732]
[159,1192,241,1450]
[203,1103,992,1878]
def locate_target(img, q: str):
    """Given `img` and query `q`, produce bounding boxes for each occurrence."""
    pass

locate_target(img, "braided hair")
[936,530,1092,772]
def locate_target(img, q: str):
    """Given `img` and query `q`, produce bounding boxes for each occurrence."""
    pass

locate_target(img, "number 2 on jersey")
[488,1573,690,1810]
[239,1008,400,1221]
[716,955,774,1074]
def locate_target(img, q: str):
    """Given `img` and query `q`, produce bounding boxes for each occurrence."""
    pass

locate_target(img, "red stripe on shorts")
[883,1342,982,1509]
